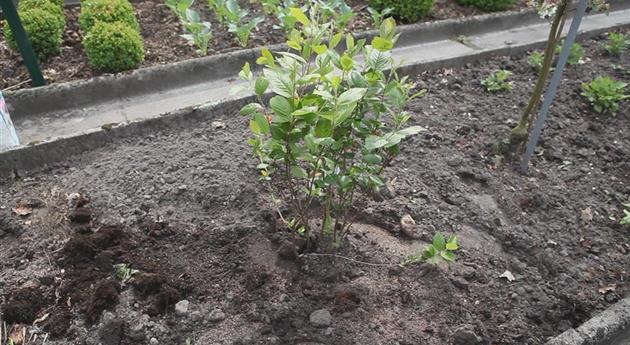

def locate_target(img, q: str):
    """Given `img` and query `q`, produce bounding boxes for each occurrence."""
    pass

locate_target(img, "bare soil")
[0,30,628,345]
[0,0,529,90]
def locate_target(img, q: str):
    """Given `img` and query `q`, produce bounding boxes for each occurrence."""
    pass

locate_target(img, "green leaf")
[330,32,343,49]
[372,37,393,52]
[257,48,275,66]
[346,33,355,50]
[264,68,294,98]
[239,62,253,81]
[269,96,293,118]
[255,77,269,96]
[446,242,459,251]
[397,126,426,136]
[338,88,367,106]
[250,113,270,134]
[313,44,327,55]
[365,135,388,150]
[240,103,263,116]
[292,106,318,116]
[291,165,308,178]
[289,7,310,26]
[363,153,382,164]
[340,54,354,71]
[323,213,333,234]
[433,233,446,251]
[440,250,456,262]
[315,119,332,138]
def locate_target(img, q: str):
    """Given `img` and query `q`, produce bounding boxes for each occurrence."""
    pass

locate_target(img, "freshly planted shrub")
[83,21,145,72]
[166,0,212,55]
[238,14,425,247]
[3,7,65,60]
[79,0,139,33]
[581,76,629,116]
[368,0,433,22]
[527,51,544,71]
[602,32,629,56]
[482,70,513,92]
[456,0,514,12]
[555,41,584,66]
[621,204,630,225]
[402,233,459,265]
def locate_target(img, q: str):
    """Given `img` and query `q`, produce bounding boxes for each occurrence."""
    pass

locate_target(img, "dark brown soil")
[0,0,528,90]
[0,30,628,345]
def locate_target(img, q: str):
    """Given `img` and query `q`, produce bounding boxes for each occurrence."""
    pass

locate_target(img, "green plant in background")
[3,7,65,60]
[259,0,281,15]
[581,76,629,116]
[238,13,425,247]
[228,16,264,47]
[602,32,629,56]
[367,6,393,28]
[166,0,213,55]
[455,0,514,11]
[20,0,64,9]
[482,70,513,92]
[83,21,145,72]
[317,0,354,30]
[78,0,139,33]
[621,204,630,225]
[207,0,229,23]
[273,0,299,33]
[113,263,140,283]
[527,51,544,71]
[401,233,459,266]
[555,40,584,66]
[368,0,433,22]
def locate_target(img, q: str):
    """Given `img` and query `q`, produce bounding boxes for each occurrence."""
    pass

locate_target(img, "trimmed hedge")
[455,0,514,12]
[3,7,65,60]
[78,0,139,33]
[83,21,144,72]
[19,0,64,11]
[368,0,433,22]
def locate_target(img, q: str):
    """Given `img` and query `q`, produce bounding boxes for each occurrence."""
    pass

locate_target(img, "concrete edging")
[546,297,630,345]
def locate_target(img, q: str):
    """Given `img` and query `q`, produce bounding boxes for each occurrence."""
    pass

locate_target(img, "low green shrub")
[79,0,139,33]
[368,0,433,22]
[482,70,513,92]
[19,0,64,11]
[83,21,144,72]
[602,32,629,56]
[581,76,629,116]
[3,7,65,60]
[456,0,514,12]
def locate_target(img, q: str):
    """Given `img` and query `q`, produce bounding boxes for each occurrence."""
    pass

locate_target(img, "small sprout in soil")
[482,70,513,92]
[527,51,544,72]
[401,232,459,266]
[238,13,425,248]
[555,41,584,66]
[166,0,213,56]
[602,32,629,56]
[113,263,140,283]
[621,204,630,225]
[581,76,629,116]
[259,0,282,15]
[367,6,394,28]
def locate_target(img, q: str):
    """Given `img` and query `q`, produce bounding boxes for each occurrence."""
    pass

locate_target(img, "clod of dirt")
[333,286,362,312]
[147,285,182,316]
[98,314,124,345]
[0,287,46,324]
[86,280,120,324]
[400,214,417,238]
[69,207,92,223]
[132,272,166,295]
[92,225,126,248]
[452,324,482,345]
[277,240,298,260]
[61,234,98,263]
[43,307,72,337]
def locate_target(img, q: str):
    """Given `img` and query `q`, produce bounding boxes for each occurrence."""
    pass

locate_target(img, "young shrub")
[482,70,513,92]
[581,76,629,116]
[402,233,459,266]
[602,32,629,56]
[527,51,544,72]
[555,41,584,66]
[83,21,145,72]
[368,0,433,22]
[238,14,425,247]
[3,7,65,60]
[166,0,212,55]
[621,204,630,225]
[455,0,514,12]
[19,0,64,12]
[367,6,394,28]
[79,0,139,33]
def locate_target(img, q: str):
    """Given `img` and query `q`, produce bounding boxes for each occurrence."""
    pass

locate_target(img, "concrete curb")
[546,297,630,345]
[4,8,544,120]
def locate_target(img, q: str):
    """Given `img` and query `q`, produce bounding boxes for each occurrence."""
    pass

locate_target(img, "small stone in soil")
[208,308,226,322]
[150,338,159,345]
[174,300,189,316]
[309,309,332,328]
[452,324,482,345]
[277,240,298,260]
[400,214,417,238]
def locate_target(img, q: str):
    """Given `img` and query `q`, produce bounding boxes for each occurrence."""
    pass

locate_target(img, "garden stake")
[520,0,587,173]
[0,0,46,86]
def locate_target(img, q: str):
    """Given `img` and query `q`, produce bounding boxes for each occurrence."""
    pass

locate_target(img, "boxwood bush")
[79,0,139,33]
[19,0,64,10]
[368,0,433,22]
[83,21,144,72]
[3,7,65,60]
[456,0,514,12]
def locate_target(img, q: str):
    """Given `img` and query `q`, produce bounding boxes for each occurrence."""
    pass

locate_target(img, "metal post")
[520,0,588,173]
[0,0,46,86]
